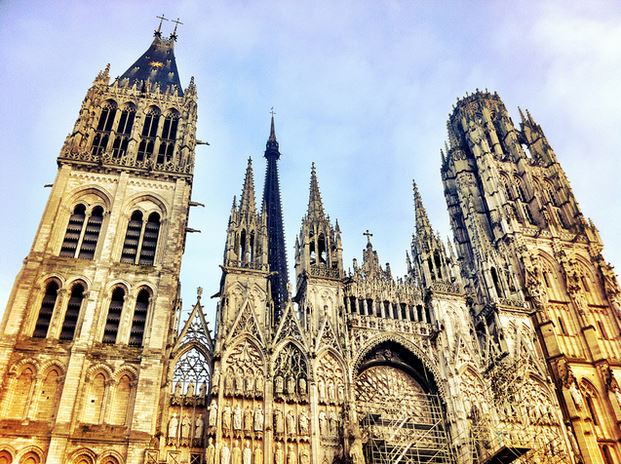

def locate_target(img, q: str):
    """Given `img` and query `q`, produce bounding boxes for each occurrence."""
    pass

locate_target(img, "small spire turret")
[239,157,257,216]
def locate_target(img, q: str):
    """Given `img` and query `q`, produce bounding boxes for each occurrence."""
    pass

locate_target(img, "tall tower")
[262,115,289,322]
[442,90,621,463]
[0,23,198,464]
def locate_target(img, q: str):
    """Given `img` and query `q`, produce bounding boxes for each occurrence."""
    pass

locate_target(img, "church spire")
[262,112,289,323]
[118,19,183,95]
[306,162,326,220]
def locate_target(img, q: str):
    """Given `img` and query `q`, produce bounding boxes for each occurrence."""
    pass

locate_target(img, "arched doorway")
[355,342,455,463]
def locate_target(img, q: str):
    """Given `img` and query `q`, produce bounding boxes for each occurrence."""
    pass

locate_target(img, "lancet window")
[33,280,59,338]
[137,106,161,161]
[121,211,161,265]
[59,282,85,341]
[111,103,136,157]
[156,110,180,164]
[60,204,104,260]
[103,287,125,344]
[129,288,150,346]
[91,100,117,155]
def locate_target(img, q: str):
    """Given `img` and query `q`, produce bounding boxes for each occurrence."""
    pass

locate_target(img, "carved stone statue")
[275,375,284,395]
[232,440,242,464]
[300,447,310,464]
[195,415,204,441]
[286,410,296,435]
[199,381,207,397]
[274,408,284,434]
[298,377,307,395]
[286,444,296,464]
[254,445,263,464]
[327,381,336,402]
[225,370,234,394]
[318,379,326,402]
[244,407,253,432]
[187,380,196,396]
[181,415,191,442]
[233,404,242,430]
[329,412,338,434]
[212,368,220,392]
[255,372,264,395]
[235,370,244,395]
[208,400,218,427]
[274,442,284,464]
[174,380,182,397]
[245,371,255,394]
[337,383,344,403]
[206,437,216,464]
[221,443,231,464]
[242,440,252,464]
[254,406,264,431]
[299,411,309,435]
[223,403,232,431]
[286,376,296,395]
[168,413,178,442]
[319,411,328,435]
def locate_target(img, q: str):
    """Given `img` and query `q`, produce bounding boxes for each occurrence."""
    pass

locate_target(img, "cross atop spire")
[266,109,279,153]
[155,14,168,37]
[306,162,326,220]
[363,229,374,246]
[170,18,183,41]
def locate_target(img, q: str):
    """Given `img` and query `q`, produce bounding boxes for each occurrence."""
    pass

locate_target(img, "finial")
[155,14,168,37]
[170,17,183,41]
[363,229,373,245]
[197,286,203,300]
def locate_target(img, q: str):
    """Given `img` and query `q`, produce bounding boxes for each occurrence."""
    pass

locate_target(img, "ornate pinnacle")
[239,157,256,215]
[413,180,433,237]
[306,162,326,220]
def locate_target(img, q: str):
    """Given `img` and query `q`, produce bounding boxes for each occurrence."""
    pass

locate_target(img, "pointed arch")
[91,99,117,156]
[315,348,347,404]
[111,102,136,157]
[157,109,180,164]
[5,363,36,419]
[137,105,161,161]
[109,373,133,425]
[103,286,126,343]
[34,363,64,421]
[60,280,87,341]
[129,287,151,346]
[81,369,109,424]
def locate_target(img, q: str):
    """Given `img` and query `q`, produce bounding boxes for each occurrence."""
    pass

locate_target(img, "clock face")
[148,61,164,69]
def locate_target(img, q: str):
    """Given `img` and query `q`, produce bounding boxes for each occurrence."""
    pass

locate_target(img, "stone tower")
[441,90,621,463]
[0,23,198,464]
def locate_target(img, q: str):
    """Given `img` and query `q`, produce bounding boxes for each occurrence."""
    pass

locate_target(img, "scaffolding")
[359,393,456,464]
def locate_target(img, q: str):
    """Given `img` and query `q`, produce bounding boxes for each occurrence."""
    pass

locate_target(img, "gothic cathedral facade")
[0,26,620,464]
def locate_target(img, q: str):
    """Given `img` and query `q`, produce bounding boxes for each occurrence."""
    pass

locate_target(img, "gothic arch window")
[111,103,136,157]
[103,287,125,343]
[34,367,62,421]
[515,176,528,202]
[19,452,41,464]
[33,280,59,338]
[60,204,87,257]
[239,229,247,262]
[172,346,211,395]
[433,251,443,279]
[91,100,117,156]
[318,233,327,264]
[249,230,255,262]
[273,343,308,399]
[110,374,133,425]
[137,106,161,161]
[129,288,151,346]
[156,110,180,164]
[490,266,503,298]
[60,204,105,260]
[139,212,160,265]
[60,282,86,341]
[82,371,107,423]
[8,365,35,419]
[0,450,12,464]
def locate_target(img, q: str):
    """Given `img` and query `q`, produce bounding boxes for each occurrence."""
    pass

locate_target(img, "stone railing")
[224,259,269,272]
[349,315,432,336]
[59,149,194,176]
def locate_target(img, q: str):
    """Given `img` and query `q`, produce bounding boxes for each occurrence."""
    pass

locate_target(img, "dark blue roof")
[119,35,183,95]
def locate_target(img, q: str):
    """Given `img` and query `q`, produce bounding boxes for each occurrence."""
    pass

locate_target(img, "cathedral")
[0,22,620,464]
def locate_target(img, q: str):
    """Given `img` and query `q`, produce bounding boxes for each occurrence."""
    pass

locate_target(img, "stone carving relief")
[316,351,345,405]
[272,343,308,402]
[224,339,265,399]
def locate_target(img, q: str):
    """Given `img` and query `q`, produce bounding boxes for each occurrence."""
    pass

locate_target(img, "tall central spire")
[262,113,289,323]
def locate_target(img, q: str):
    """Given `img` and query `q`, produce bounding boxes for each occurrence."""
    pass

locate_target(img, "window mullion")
[74,213,90,258]
[135,220,147,265]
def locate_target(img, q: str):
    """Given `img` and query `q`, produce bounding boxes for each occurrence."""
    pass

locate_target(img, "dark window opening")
[156,112,179,164]
[121,211,143,263]
[491,267,503,298]
[318,233,327,264]
[138,107,160,161]
[111,105,135,157]
[586,396,599,426]
[129,289,150,346]
[33,281,59,338]
[558,317,568,336]
[239,229,247,263]
[78,206,103,260]
[91,101,117,155]
[103,287,125,344]
[60,204,87,257]
[60,283,85,341]
[138,212,160,266]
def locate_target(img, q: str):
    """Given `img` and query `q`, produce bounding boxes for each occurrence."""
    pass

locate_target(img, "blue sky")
[1,1,620,323]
